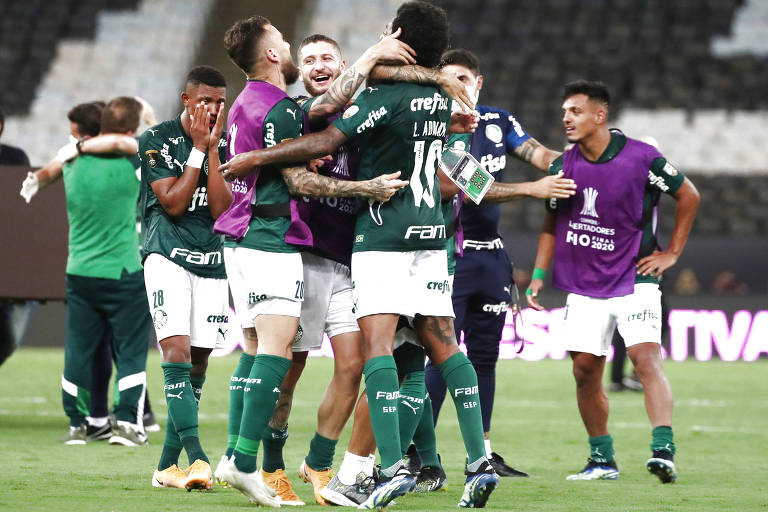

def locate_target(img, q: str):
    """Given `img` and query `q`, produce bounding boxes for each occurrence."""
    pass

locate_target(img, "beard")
[282,59,300,86]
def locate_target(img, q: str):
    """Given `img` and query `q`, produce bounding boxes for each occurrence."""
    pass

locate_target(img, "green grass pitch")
[1,348,767,511]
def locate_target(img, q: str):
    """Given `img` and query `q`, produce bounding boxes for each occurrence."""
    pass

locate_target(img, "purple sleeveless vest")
[553,138,661,298]
[213,81,312,247]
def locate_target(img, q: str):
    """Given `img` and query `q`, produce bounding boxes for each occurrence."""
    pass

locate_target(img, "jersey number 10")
[410,139,442,208]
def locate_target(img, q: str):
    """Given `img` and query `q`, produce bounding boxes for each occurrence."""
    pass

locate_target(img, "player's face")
[183,84,226,130]
[266,24,300,86]
[441,63,482,105]
[562,94,604,143]
[299,41,344,97]
[69,121,82,140]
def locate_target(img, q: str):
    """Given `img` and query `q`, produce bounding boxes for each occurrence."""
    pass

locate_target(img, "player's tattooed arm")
[281,166,407,202]
[307,65,368,123]
[480,172,576,203]
[371,65,474,112]
[512,138,561,172]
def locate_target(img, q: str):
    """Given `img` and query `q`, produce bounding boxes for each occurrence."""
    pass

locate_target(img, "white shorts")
[351,250,454,320]
[562,283,662,356]
[143,253,229,349]
[297,252,359,351]
[393,275,454,350]
[224,247,303,327]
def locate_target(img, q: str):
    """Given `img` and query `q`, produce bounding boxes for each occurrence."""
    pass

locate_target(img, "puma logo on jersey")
[166,391,183,400]
[286,108,297,120]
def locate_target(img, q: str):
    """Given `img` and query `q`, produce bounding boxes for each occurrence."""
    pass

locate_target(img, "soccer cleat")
[403,444,421,476]
[262,469,305,506]
[357,466,415,510]
[413,464,447,493]
[299,459,335,505]
[143,411,161,433]
[566,458,620,480]
[214,455,233,487]
[152,464,188,489]
[488,452,529,477]
[86,422,112,441]
[108,422,148,446]
[458,460,498,508]
[647,451,677,483]
[185,459,213,490]
[218,460,280,507]
[62,425,87,445]
[320,472,377,506]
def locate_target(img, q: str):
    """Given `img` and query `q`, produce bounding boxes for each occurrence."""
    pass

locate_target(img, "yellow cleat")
[185,459,213,491]
[299,459,334,506]
[152,464,189,489]
[262,468,305,506]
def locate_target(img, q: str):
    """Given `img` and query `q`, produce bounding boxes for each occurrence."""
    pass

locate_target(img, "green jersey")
[443,133,471,275]
[138,117,227,278]
[63,154,143,279]
[332,83,451,252]
[224,98,304,253]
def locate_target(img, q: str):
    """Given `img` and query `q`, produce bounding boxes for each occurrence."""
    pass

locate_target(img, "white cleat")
[218,459,281,507]
[214,455,233,488]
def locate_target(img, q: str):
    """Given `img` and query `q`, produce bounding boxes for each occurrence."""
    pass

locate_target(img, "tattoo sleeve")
[514,139,538,163]
[281,166,367,198]
[370,64,440,85]
[479,181,528,203]
[514,137,561,171]
[308,65,367,122]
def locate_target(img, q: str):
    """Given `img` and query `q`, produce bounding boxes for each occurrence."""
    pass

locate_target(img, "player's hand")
[439,72,474,113]
[208,106,226,150]
[636,250,678,278]
[449,110,479,134]
[368,27,417,65]
[190,102,210,152]
[526,278,545,311]
[528,172,577,199]
[307,155,332,174]
[20,172,39,204]
[219,151,260,181]
[366,170,408,202]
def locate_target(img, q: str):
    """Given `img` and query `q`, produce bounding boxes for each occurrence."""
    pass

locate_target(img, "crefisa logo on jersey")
[580,187,599,218]
[144,149,159,168]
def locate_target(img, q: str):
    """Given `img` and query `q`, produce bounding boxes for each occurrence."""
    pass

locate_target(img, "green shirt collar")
[592,130,627,163]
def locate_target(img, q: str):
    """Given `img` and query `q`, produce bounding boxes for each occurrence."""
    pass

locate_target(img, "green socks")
[364,355,402,475]
[226,352,255,457]
[162,362,208,465]
[305,432,338,471]
[398,370,426,455]
[651,426,675,456]
[233,354,291,473]
[158,416,183,470]
[589,434,615,464]
[439,352,486,466]
[413,393,440,468]
[261,426,289,472]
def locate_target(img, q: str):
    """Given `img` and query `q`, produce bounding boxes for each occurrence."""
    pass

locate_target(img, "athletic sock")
[158,416,183,470]
[305,432,338,471]
[233,354,291,473]
[226,352,255,457]
[397,370,426,455]
[261,426,289,472]
[423,361,446,425]
[439,352,486,465]
[474,363,495,433]
[363,355,402,475]
[337,451,372,485]
[190,374,206,405]
[412,393,440,468]
[162,362,208,465]
[484,439,492,457]
[589,434,615,464]
[650,426,675,457]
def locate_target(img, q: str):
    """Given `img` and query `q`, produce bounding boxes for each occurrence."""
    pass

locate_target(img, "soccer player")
[59,97,152,447]
[138,65,230,490]
[219,3,501,508]
[526,80,699,483]
[213,16,407,507]
[423,48,574,477]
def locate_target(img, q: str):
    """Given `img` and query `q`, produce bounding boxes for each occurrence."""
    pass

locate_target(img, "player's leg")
[393,338,427,457]
[86,329,113,441]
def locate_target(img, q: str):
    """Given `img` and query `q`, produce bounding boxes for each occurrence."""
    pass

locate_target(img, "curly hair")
[391,1,449,69]
[224,15,271,75]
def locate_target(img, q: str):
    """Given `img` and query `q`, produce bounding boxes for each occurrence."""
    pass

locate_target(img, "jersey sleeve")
[264,98,304,147]
[544,155,564,213]
[331,87,391,138]
[446,133,471,152]
[138,131,177,183]
[504,111,531,151]
[295,95,315,114]
[648,157,685,196]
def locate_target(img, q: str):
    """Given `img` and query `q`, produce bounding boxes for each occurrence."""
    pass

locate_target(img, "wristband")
[532,268,547,281]
[525,288,533,296]
[186,147,205,169]
[75,139,85,156]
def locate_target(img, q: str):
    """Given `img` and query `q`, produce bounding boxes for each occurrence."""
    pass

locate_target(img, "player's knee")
[572,357,602,386]
[335,353,363,380]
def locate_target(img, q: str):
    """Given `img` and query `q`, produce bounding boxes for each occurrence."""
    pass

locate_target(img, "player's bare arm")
[437,164,460,200]
[370,64,474,112]
[150,103,209,218]
[449,110,479,134]
[281,166,407,203]
[204,106,232,219]
[219,125,348,180]
[527,212,556,311]
[513,137,561,172]
[636,177,700,277]
[307,27,416,123]
[79,134,138,155]
[480,171,576,203]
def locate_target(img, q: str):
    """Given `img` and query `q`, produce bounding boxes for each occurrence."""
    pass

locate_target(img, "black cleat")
[488,452,529,477]
[647,450,677,483]
[404,444,421,476]
[414,463,447,493]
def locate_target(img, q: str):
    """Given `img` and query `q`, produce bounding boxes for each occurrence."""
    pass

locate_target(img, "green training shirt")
[332,83,451,252]
[138,116,228,278]
[63,154,143,279]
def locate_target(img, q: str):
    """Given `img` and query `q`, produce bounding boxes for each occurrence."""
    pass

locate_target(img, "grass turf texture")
[1,348,767,511]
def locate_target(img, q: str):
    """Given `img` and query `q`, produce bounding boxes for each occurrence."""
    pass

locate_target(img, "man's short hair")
[439,49,480,76]
[392,1,449,69]
[562,80,611,108]
[299,34,341,57]
[100,96,141,134]
[224,15,271,75]
[68,101,105,137]
[186,65,227,89]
